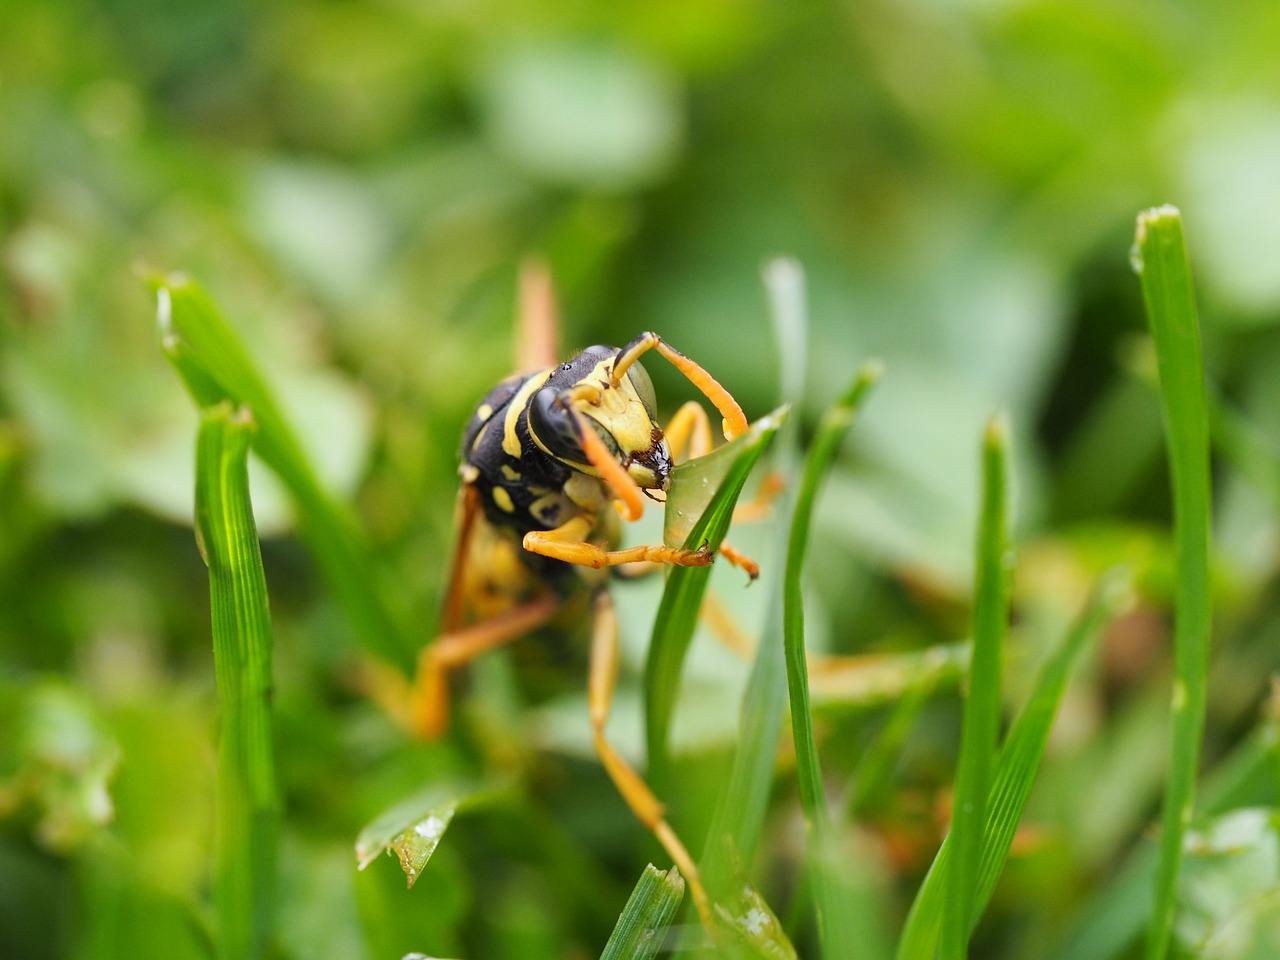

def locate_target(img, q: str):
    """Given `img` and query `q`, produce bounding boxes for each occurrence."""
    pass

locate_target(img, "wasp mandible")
[404,262,757,927]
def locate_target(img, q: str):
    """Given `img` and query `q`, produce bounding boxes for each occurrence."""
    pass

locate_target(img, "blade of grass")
[782,363,882,957]
[195,403,279,960]
[1132,206,1213,960]
[154,275,415,668]
[895,569,1130,960]
[939,416,1010,960]
[600,865,685,960]
[643,408,784,777]
[701,258,808,886]
[843,671,939,820]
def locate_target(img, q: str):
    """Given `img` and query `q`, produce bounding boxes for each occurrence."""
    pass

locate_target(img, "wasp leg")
[523,515,713,569]
[516,256,560,373]
[442,484,484,633]
[408,594,562,739]
[731,471,786,523]
[588,591,713,929]
[610,332,748,441]
[663,400,714,462]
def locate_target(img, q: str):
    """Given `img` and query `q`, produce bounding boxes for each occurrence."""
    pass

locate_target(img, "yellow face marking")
[575,359,660,459]
[500,464,521,481]
[491,486,516,513]
[476,403,494,421]
[502,371,551,458]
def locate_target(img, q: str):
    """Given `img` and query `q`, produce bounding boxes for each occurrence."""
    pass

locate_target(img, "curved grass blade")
[782,363,882,958]
[196,403,278,960]
[939,416,1010,960]
[701,259,809,886]
[1132,206,1213,960]
[153,275,414,668]
[895,569,1130,960]
[600,865,685,960]
[643,408,785,775]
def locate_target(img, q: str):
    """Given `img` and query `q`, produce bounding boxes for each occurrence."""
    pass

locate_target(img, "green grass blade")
[1132,206,1213,960]
[154,275,414,668]
[896,570,1129,960]
[843,672,939,819]
[782,363,882,957]
[195,403,279,960]
[599,865,685,960]
[938,416,1010,960]
[643,408,785,776]
[699,260,808,889]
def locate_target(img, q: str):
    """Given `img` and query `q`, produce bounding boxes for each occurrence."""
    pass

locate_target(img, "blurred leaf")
[712,879,797,960]
[1175,809,1280,959]
[1,680,119,853]
[477,42,683,190]
[1174,101,1280,319]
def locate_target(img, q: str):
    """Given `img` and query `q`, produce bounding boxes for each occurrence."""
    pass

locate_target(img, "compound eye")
[528,386,586,464]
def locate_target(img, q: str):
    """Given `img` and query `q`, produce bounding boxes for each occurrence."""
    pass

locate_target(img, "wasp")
[402,262,755,928]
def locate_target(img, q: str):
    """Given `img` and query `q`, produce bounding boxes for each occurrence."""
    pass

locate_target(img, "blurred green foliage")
[4,0,1280,957]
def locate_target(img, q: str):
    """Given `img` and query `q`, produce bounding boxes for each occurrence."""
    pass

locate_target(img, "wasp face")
[527,351,672,490]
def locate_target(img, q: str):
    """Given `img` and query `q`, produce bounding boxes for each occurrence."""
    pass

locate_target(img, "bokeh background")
[4,1,1280,957]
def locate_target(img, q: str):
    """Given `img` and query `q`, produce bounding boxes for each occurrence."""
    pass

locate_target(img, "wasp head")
[527,347,672,491]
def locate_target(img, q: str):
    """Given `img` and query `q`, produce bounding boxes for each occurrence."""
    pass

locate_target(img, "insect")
[405,262,755,928]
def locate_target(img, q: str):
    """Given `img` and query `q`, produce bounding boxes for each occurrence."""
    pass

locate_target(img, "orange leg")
[611,333,748,441]
[570,406,647,522]
[663,400,714,462]
[523,515,712,570]
[588,591,713,929]
[409,594,562,738]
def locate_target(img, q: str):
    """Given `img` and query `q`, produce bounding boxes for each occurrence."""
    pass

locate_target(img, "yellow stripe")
[502,370,551,458]
[491,487,516,513]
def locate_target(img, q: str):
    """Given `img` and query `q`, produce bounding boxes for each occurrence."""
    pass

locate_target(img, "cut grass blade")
[939,415,1010,960]
[355,781,500,887]
[895,568,1131,960]
[195,403,279,960]
[600,865,685,960]
[782,363,882,957]
[153,275,414,668]
[1132,206,1213,960]
[643,407,785,776]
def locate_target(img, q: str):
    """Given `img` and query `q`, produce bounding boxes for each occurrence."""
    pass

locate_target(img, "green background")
[4,0,1280,957]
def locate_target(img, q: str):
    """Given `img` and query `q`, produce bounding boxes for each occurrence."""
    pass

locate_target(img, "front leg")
[523,514,713,569]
